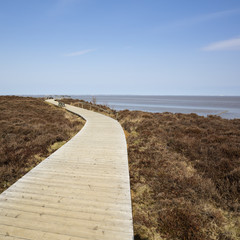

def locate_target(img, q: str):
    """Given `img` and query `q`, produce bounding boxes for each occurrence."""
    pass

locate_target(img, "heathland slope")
[1,97,239,239]
[0,96,84,193]
[118,110,240,240]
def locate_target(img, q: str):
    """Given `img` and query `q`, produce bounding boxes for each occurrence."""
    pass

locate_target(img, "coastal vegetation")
[0,96,85,193]
[1,96,239,239]
[118,110,240,240]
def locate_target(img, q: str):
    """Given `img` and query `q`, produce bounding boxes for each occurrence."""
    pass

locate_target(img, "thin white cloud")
[191,8,240,24]
[65,49,96,57]
[157,9,240,31]
[202,37,240,51]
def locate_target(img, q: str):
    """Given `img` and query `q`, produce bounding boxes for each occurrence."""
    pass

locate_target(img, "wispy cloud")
[188,9,240,24]
[65,49,96,57]
[157,9,240,31]
[202,37,240,51]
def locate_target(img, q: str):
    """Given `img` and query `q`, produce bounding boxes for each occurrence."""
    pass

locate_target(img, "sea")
[28,95,240,119]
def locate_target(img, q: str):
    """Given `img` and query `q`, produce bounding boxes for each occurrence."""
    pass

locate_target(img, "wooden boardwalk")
[0,99,133,240]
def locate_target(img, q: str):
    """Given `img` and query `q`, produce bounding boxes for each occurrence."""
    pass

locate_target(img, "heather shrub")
[118,110,240,240]
[0,96,84,192]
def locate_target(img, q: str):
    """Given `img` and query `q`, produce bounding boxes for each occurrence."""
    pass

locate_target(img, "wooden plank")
[0,100,133,240]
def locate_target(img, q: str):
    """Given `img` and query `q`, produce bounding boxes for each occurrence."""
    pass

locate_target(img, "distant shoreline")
[2,94,240,119]
[40,95,240,119]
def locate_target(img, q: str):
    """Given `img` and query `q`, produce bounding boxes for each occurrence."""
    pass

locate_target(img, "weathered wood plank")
[0,99,133,240]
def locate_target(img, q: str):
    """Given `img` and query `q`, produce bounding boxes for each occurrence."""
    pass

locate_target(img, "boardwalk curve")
[0,99,133,240]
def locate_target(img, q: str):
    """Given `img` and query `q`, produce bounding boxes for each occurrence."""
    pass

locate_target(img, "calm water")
[25,95,240,119]
[67,95,240,119]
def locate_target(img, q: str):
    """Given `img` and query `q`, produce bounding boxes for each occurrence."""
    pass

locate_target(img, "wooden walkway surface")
[0,99,133,240]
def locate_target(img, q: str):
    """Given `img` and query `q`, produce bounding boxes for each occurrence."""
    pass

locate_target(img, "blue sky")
[0,0,240,95]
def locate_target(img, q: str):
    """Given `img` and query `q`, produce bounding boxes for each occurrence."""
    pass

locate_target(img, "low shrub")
[0,96,84,192]
[118,110,240,240]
